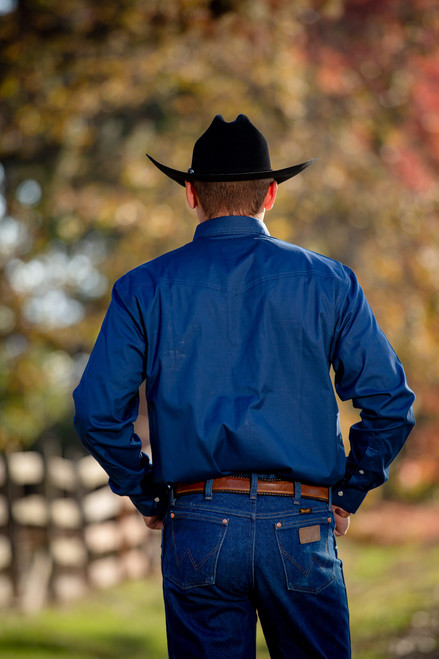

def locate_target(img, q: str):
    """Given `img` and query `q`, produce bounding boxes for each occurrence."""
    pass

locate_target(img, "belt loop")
[293,481,301,505]
[250,474,258,500]
[169,487,176,507]
[204,479,213,500]
[328,486,332,510]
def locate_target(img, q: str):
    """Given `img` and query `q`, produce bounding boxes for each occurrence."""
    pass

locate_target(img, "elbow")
[407,406,416,432]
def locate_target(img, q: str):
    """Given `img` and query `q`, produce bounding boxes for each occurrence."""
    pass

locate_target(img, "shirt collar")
[193,215,271,240]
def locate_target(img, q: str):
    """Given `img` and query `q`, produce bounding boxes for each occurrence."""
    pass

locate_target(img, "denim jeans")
[161,476,350,658]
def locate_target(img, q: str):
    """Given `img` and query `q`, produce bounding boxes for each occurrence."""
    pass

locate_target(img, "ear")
[185,181,198,209]
[263,181,278,211]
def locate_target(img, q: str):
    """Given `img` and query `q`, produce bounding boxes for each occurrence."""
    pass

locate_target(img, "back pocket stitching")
[165,515,229,589]
[173,536,224,572]
[275,520,335,594]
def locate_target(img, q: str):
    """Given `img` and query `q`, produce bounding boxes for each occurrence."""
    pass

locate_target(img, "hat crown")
[191,114,272,176]
[146,113,315,186]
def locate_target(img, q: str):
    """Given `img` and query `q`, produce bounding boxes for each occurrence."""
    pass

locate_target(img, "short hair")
[192,179,274,220]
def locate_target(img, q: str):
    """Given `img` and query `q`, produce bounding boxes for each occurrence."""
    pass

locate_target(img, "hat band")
[187,168,275,178]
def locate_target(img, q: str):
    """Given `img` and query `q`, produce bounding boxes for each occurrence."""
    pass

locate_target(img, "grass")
[0,576,167,659]
[0,540,438,658]
[341,540,439,658]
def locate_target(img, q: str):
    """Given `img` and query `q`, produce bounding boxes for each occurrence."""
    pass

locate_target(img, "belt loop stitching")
[205,479,213,500]
[293,481,301,505]
[250,474,258,500]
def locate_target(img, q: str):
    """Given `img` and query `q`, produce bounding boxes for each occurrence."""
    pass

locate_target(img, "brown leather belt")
[174,476,329,502]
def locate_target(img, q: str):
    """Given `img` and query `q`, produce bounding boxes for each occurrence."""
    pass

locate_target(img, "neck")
[197,209,266,224]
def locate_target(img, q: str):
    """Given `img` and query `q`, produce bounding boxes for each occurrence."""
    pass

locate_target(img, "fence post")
[0,449,162,610]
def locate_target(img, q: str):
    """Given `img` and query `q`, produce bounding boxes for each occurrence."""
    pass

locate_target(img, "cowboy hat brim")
[146,154,317,187]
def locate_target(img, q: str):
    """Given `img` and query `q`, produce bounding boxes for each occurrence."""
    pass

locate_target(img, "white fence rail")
[0,451,161,611]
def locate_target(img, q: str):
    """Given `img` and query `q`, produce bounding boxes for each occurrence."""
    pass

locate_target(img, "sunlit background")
[0,0,439,656]
[2,0,438,493]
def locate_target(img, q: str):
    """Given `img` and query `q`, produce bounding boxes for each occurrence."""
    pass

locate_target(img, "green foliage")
[0,0,438,497]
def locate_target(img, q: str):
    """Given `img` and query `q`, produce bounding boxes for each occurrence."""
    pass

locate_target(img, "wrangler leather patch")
[299,524,321,544]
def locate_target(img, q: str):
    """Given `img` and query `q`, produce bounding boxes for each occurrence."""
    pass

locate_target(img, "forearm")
[74,408,167,516]
[332,404,415,513]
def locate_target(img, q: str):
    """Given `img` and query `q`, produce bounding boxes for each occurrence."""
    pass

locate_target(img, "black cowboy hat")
[146,114,316,187]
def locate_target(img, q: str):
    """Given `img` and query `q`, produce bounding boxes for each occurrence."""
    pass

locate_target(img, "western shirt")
[73,215,415,515]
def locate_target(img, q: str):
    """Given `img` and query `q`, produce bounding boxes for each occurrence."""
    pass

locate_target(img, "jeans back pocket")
[275,515,336,594]
[163,510,229,589]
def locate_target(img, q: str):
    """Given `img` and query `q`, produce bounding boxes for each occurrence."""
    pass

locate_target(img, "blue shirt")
[73,215,415,515]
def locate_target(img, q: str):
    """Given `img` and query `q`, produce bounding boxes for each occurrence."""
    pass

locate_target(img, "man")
[73,114,415,658]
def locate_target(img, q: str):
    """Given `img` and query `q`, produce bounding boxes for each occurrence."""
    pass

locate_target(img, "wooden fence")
[0,451,161,611]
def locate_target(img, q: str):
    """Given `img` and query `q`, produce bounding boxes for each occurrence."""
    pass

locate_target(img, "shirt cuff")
[331,486,368,514]
[129,487,169,517]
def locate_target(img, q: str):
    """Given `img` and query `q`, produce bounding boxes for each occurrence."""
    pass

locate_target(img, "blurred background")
[0,0,438,657]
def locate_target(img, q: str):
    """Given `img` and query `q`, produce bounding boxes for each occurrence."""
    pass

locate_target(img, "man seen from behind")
[73,114,415,659]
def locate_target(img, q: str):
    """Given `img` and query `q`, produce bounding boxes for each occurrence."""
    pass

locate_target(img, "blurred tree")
[0,0,438,497]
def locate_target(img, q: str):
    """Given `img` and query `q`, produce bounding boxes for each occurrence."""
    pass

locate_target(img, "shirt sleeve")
[73,280,167,517]
[330,269,415,514]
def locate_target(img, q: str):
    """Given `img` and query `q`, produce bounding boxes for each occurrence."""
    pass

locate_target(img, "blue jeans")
[161,476,350,658]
